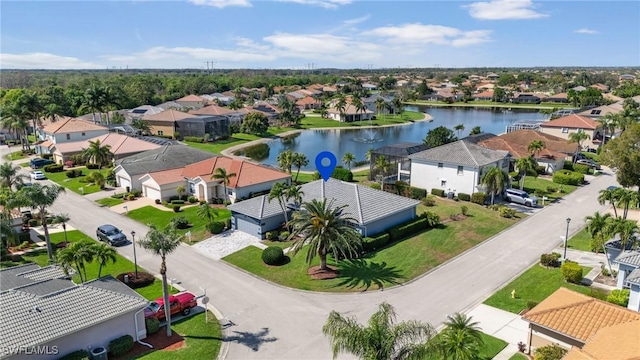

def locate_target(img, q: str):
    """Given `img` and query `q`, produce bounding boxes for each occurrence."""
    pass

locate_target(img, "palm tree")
[22,91,45,140]
[527,140,546,158]
[176,185,186,200]
[597,113,617,145]
[438,313,484,360]
[82,139,112,167]
[0,163,28,189]
[268,182,289,226]
[43,103,63,124]
[598,187,620,218]
[342,152,356,170]
[288,199,362,272]
[336,95,347,123]
[392,97,404,119]
[322,302,437,360]
[616,189,638,220]
[480,167,509,205]
[82,85,106,124]
[365,148,374,162]
[514,156,538,190]
[469,126,482,135]
[605,217,639,250]
[375,97,386,118]
[87,171,106,189]
[568,131,591,156]
[3,104,32,150]
[374,155,391,189]
[585,212,614,274]
[138,224,183,337]
[286,184,304,210]
[351,95,366,122]
[211,167,236,204]
[277,150,294,174]
[57,241,95,283]
[101,85,122,125]
[93,242,117,278]
[54,213,70,243]
[454,124,465,138]
[197,203,218,226]
[22,184,65,262]
[132,118,151,135]
[291,152,309,182]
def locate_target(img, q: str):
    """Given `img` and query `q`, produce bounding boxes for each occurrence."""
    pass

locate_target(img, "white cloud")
[575,28,599,34]
[276,0,352,9]
[464,0,547,20]
[362,23,492,47]
[343,14,370,25]
[188,0,251,8]
[0,52,103,69]
[263,32,381,61]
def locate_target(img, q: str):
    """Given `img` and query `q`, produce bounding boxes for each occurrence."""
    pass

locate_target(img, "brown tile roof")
[175,94,206,102]
[40,118,107,134]
[181,157,290,188]
[39,140,55,150]
[479,130,577,159]
[590,84,609,92]
[53,133,161,156]
[540,114,601,130]
[296,96,321,105]
[474,90,494,98]
[523,288,640,343]
[144,168,185,186]
[327,103,374,116]
[545,92,568,99]
[188,105,238,116]
[565,320,640,360]
[141,109,195,122]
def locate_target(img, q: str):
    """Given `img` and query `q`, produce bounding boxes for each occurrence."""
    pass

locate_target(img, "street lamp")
[563,218,571,261]
[131,230,138,279]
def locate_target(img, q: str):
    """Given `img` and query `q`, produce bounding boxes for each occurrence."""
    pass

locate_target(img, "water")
[235,107,547,170]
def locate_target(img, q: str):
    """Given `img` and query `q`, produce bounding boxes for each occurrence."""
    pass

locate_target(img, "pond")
[234,106,548,170]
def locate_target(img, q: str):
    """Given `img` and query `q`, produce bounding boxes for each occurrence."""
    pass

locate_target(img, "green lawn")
[3,151,26,161]
[45,167,113,195]
[567,228,593,252]
[521,176,578,206]
[95,197,124,207]
[483,264,609,314]
[299,111,423,128]
[582,151,600,162]
[427,332,507,360]
[0,230,174,300]
[509,353,528,360]
[127,205,231,243]
[224,198,522,292]
[134,311,222,360]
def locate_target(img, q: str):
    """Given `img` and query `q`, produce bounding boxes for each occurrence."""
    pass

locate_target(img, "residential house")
[174,94,208,109]
[539,114,604,149]
[113,144,213,190]
[228,178,420,239]
[619,74,636,81]
[577,102,624,119]
[522,287,640,358]
[590,83,610,92]
[571,86,587,92]
[36,118,108,156]
[156,101,188,111]
[607,246,640,312]
[362,94,392,114]
[141,109,195,138]
[543,93,569,103]
[409,140,510,196]
[478,130,578,173]
[128,105,164,118]
[326,103,374,122]
[486,73,499,81]
[189,105,247,125]
[369,142,429,182]
[0,264,149,360]
[475,82,495,91]
[511,93,541,104]
[422,88,464,102]
[299,88,322,98]
[295,96,322,110]
[250,102,282,124]
[362,83,378,91]
[49,132,161,165]
[176,114,231,140]
[209,93,235,105]
[473,90,494,101]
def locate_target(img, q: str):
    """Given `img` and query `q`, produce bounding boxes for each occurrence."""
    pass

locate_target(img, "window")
[65,134,70,140]
[157,130,164,136]
[189,183,195,194]
[441,180,447,187]
[457,166,463,175]
[561,128,569,133]
[81,132,86,136]
[438,162,443,169]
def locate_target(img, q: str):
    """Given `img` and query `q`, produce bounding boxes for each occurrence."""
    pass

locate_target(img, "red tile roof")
[181,157,290,188]
[295,96,321,105]
[141,109,195,122]
[188,105,239,116]
[40,118,107,134]
[540,114,600,130]
[479,130,577,159]
[144,168,185,186]
[175,94,206,102]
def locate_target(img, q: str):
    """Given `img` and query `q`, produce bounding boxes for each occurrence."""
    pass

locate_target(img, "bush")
[498,206,516,218]
[169,195,180,201]
[155,199,161,204]
[535,165,546,175]
[172,205,181,212]
[563,160,574,171]
[127,194,135,201]
[188,196,197,203]
[362,233,391,252]
[64,160,74,168]
[553,170,584,186]
[607,289,630,307]
[561,260,583,284]
[409,186,427,200]
[86,163,101,169]
[262,246,286,265]
[573,164,591,174]
[109,335,134,357]
[471,192,486,205]
[460,205,468,216]
[208,221,225,234]
[279,231,290,241]
[457,193,471,202]
[534,344,567,360]
[184,136,205,143]
[420,211,442,227]
[540,252,561,268]
[431,188,445,197]
[145,317,160,335]
[370,183,381,190]
[526,301,539,310]
[58,349,90,360]
[331,167,353,182]
[265,231,279,240]
[18,231,31,243]
[180,194,189,201]
[171,200,185,205]
[422,196,436,207]
[388,217,432,241]
[66,170,77,178]
[29,218,40,227]
[43,164,64,173]
[171,216,190,229]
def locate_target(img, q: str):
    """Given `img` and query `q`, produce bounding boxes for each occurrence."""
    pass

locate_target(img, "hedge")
[431,188,445,197]
[408,186,427,200]
[572,164,591,174]
[457,193,471,201]
[388,217,430,241]
[184,136,205,143]
[606,289,630,307]
[262,246,286,265]
[331,167,353,182]
[362,233,391,252]
[109,335,133,357]
[43,164,64,173]
[86,163,101,169]
[540,252,561,268]
[208,221,225,234]
[145,317,160,335]
[563,161,574,171]
[58,350,90,360]
[171,200,185,205]
[471,192,487,205]
[552,170,584,186]
[561,261,583,284]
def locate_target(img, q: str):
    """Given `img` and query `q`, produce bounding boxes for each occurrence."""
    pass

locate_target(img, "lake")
[234,106,548,170]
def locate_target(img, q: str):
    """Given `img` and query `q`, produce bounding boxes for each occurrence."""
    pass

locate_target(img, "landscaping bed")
[45,166,112,195]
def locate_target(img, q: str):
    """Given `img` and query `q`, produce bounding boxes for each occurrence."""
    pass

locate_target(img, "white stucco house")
[36,118,108,156]
[409,140,511,196]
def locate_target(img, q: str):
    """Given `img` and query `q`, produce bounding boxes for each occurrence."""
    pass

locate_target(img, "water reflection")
[234,142,270,161]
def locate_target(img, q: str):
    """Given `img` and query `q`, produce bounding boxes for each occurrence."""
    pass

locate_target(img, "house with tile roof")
[0,264,149,360]
[138,157,290,202]
[36,118,109,156]
[228,178,420,239]
[543,92,569,103]
[610,249,640,312]
[577,102,625,119]
[326,103,374,122]
[48,132,162,165]
[295,96,322,110]
[522,287,640,358]
[539,114,604,149]
[141,109,196,138]
[174,94,208,109]
[409,140,510,196]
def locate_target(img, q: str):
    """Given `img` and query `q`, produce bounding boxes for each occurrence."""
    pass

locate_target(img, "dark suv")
[96,225,127,246]
[30,158,54,169]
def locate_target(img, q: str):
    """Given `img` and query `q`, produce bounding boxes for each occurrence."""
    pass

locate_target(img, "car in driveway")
[575,159,601,170]
[29,158,54,169]
[504,188,538,207]
[96,224,127,246]
[30,171,46,180]
[144,292,198,320]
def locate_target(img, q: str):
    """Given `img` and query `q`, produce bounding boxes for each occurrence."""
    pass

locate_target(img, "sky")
[1,0,639,70]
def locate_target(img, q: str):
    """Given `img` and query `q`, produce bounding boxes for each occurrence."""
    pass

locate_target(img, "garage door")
[144,186,162,201]
[118,176,131,189]
[234,216,263,238]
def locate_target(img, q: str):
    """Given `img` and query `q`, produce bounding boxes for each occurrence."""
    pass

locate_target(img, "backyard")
[44,166,113,195]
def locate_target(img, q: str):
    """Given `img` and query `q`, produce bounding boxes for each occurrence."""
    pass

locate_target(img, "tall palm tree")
[598,187,620,218]
[57,241,95,283]
[342,152,356,170]
[365,148,374,162]
[597,113,617,145]
[268,182,289,226]
[82,139,112,167]
[101,85,122,125]
[375,97,386,118]
[480,167,509,205]
[454,124,465,138]
[374,155,391,189]
[336,95,347,123]
[132,118,151,135]
[438,313,484,360]
[514,156,538,190]
[43,103,64,124]
[82,85,106,124]
[288,199,362,272]
[93,242,117,278]
[616,188,638,220]
[291,152,309,182]
[568,131,591,155]
[392,97,403,119]
[211,167,236,204]
[138,224,183,337]
[604,217,639,250]
[196,203,218,227]
[21,91,45,140]
[527,140,546,158]
[0,163,28,189]
[585,212,614,274]
[277,150,294,174]
[322,302,437,360]
[3,104,32,150]
[286,184,304,210]
[351,95,366,122]
[22,184,65,262]
[54,213,70,243]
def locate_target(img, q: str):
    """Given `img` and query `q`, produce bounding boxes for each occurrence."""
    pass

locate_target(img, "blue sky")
[1,0,638,69]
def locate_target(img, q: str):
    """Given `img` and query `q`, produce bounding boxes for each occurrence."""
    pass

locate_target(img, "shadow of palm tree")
[334,259,404,291]
[224,327,278,352]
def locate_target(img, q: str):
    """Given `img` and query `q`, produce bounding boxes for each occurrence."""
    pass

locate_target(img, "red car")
[144,292,197,320]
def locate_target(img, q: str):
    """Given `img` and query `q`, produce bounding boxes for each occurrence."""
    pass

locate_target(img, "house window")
[189,183,195,194]
[157,130,164,136]
[81,132,86,136]
[441,180,447,187]
[438,163,443,169]
[561,128,569,133]
[457,166,463,175]
[66,134,70,140]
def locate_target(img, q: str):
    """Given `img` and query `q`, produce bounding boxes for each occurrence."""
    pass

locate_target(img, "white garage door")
[118,176,131,189]
[144,186,162,201]
[234,217,263,238]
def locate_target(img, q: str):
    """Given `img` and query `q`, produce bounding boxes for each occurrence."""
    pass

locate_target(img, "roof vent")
[30,306,42,313]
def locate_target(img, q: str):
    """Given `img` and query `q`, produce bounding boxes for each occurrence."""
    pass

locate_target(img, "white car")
[30,171,46,180]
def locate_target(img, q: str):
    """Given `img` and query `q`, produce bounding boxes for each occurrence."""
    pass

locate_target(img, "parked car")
[30,171,46,180]
[504,188,538,207]
[575,159,601,170]
[144,292,198,320]
[96,224,127,246]
[29,158,54,169]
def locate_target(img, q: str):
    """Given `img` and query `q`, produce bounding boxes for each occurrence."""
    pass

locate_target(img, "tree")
[616,188,639,220]
[176,185,186,199]
[454,124,465,137]
[600,123,640,189]
[87,171,106,189]
[392,97,404,118]
[597,113,617,145]
[480,167,509,205]
[322,302,436,360]
[469,126,482,135]
[93,242,117,278]
[54,213,70,243]
[438,313,484,360]
[585,212,614,274]
[268,182,290,226]
[598,187,620,218]
[43,103,63,124]
[291,152,309,182]
[492,87,507,102]
[211,167,236,204]
[423,126,457,148]
[374,155,391,189]
[515,156,538,190]
[336,95,347,122]
[365,148,374,162]
[286,184,304,210]
[288,199,362,272]
[138,224,182,337]
[57,241,94,283]
[351,95,366,122]
[132,118,151,135]
[277,150,294,174]
[568,131,591,154]
[604,217,639,250]
[241,112,269,135]
[375,97,386,117]
[82,139,112,167]
[197,203,219,226]
[22,184,65,262]
[527,140,546,158]
[81,85,106,124]
[342,152,356,170]
[0,163,28,189]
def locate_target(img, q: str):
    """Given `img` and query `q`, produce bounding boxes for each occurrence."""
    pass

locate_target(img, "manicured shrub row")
[563,161,574,171]
[388,213,441,241]
[607,289,630,307]
[109,335,133,357]
[471,192,487,205]
[457,193,471,202]
[265,231,279,240]
[408,186,427,200]
[552,170,584,186]
[431,188,445,197]
[540,252,561,268]
[145,317,160,335]
[43,164,64,173]
[331,168,353,182]
[572,164,591,174]
[184,136,205,143]
[362,233,391,252]
[86,163,101,169]
[561,260,583,284]
[58,350,90,360]
[262,246,286,265]
[171,200,185,205]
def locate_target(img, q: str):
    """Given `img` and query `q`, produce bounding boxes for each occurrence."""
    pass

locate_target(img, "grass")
[509,353,528,360]
[0,230,175,300]
[134,311,222,360]
[521,176,578,205]
[45,167,113,195]
[483,264,609,314]
[427,332,507,360]
[127,205,231,243]
[224,198,522,292]
[404,100,572,110]
[582,151,600,162]
[3,151,26,161]
[96,197,125,207]
[567,228,592,252]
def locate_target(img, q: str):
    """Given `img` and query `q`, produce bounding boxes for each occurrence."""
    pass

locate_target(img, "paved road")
[2,147,618,359]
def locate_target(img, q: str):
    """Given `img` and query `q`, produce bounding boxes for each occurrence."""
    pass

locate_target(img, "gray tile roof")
[409,140,510,167]
[0,264,70,292]
[14,278,76,296]
[229,178,420,224]
[627,268,640,285]
[615,250,640,267]
[373,143,429,158]
[116,144,215,176]
[0,275,148,356]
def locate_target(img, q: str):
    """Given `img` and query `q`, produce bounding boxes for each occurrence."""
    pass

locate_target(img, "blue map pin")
[315,151,337,182]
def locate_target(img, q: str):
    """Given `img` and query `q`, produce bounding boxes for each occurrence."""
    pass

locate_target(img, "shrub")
[18,241,31,250]
[127,194,135,201]
[188,196,197,203]
[457,193,471,202]
[535,165,546,175]
[145,317,160,335]
[552,170,584,186]
[460,205,468,216]
[18,231,31,243]
[369,183,381,190]
[471,192,486,205]
[498,206,516,218]
[540,252,561,268]
[180,194,189,201]
[408,186,427,200]
[563,160,574,171]
[208,221,225,234]
[168,195,180,202]
[155,199,161,204]
[184,136,205,143]
[28,218,40,227]
[109,335,134,357]
[64,160,74,168]
[265,231,279,240]
[41,153,53,160]
[66,170,77,178]
[607,289,630,307]
[431,188,445,197]
[388,217,431,241]
[422,196,436,207]
[43,164,64,173]
[561,260,583,284]
[279,231,290,241]
[573,164,591,174]
[130,188,142,197]
[262,246,286,265]
[171,216,190,229]
[172,205,181,212]
[171,200,185,205]
[526,301,539,310]
[331,167,353,182]
[86,163,101,169]
[58,350,90,360]
[534,344,567,360]
[420,211,442,227]
[362,233,391,252]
